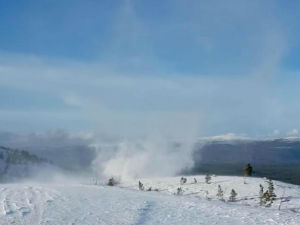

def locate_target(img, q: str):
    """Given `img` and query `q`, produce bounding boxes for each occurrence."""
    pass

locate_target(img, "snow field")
[0,175,298,225]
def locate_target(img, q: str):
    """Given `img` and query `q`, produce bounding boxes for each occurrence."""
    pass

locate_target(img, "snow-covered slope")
[0,176,299,225]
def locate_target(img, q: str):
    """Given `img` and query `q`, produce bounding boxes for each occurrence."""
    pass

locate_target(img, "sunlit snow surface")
[0,176,299,225]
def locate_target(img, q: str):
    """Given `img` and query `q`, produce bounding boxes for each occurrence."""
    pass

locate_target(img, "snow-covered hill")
[0,175,299,225]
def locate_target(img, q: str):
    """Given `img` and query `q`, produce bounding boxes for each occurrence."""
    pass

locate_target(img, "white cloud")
[272,129,280,138]
[286,129,299,138]
[0,52,298,138]
[62,95,84,107]
[200,133,252,142]
[0,0,298,138]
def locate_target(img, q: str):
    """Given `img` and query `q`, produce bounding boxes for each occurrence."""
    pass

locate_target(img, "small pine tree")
[138,181,144,191]
[107,177,117,186]
[229,189,237,202]
[216,185,224,201]
[205,174,211,184]
[180,177,187,185]
[176,187,183,195]
[194,178,197,184]
[266,179,276,207]
[261,190,270,207]
[260,179,276,207]
[259,184,264,206]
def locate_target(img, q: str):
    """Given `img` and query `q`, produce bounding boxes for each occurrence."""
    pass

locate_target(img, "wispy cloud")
[0,0,298,138]
[0,53,298,139]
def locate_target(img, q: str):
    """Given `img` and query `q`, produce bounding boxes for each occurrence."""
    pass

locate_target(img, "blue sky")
[0,0,299,139]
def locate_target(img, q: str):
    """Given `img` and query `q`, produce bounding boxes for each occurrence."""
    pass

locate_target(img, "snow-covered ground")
[119,175,300,211]
[0,175,299,225]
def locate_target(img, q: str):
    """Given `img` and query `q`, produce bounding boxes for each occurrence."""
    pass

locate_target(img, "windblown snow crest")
[92,137,195,179]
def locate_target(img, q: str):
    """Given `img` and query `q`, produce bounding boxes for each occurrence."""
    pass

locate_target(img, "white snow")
[0,175,299,225]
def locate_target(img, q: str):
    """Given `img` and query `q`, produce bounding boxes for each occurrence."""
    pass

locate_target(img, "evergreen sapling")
[229,189,237,202]
[205,174,212,184]
[216,185,224,201]
[259,184,264,206]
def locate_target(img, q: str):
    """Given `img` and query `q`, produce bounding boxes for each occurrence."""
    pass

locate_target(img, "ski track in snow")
[0,184,59,225]
[134,201,155,225]
[0,176,299,225]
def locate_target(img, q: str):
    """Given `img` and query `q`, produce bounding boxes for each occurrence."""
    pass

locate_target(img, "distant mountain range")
[188,138,300,184]
[1,137,299,184]
[193,138,299,165]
